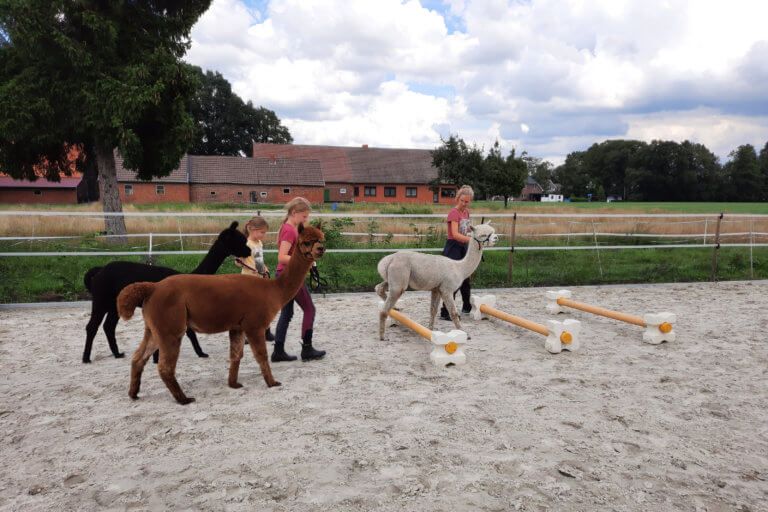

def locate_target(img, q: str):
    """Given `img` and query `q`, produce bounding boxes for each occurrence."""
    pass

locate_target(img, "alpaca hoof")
[198,352,209,358]
[129,392,139,400]
[82,358,91,364]
[229,382,243,389]
[268,381,281,388]
[114,352,125,359]
[179,397,196,405]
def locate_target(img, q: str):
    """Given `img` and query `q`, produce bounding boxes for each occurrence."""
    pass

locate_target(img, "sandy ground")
[0,281,767,512]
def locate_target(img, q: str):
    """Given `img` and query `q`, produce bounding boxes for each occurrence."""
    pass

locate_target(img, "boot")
[265,328,275,342]
[300,329,325,361]
[271,340,297,362]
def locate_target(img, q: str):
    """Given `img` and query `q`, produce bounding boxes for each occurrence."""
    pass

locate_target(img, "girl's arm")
[234,258,245,269]
[450,222,471,244]
[277,240,293,265]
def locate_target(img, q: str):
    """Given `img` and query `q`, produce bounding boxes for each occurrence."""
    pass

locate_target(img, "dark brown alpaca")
[117,223,325,405]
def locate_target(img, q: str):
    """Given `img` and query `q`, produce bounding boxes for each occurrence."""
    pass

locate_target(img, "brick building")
[515,176,544,201]
[252,143,458,204]
[116,153,324,205]
[0,176,88,204]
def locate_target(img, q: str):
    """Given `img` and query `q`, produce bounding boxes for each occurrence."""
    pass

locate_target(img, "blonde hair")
[282,197,312,224]
[244,216,269,235]
[457,185,474,201]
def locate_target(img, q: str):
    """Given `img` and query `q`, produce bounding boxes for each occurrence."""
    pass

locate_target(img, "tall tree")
[431,135,485,198]
[188,68,292,157]
[724,144,761,201]
[522,153,554,192]
[0,1,211,235]
[758,141,768,201]
[485,141,527,207]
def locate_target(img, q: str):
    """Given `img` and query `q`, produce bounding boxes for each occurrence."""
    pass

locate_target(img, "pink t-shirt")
[446,207,471,240]
[276,222,299,273]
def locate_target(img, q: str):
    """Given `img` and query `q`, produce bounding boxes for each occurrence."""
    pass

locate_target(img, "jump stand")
[470,295,581,354]
[379,302,468,366]
[545,290,676,344]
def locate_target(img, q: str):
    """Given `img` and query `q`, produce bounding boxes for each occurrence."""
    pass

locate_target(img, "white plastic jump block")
[545,289,676,344]
[379,301,468,366]
[470,294,581,354]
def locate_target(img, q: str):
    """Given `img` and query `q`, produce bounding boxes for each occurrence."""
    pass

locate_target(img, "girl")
[440,185,474,320]
[235,215,275,341]
[272,197,326,362]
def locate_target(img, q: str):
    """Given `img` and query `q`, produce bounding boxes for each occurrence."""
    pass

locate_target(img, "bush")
[380,205,433,215]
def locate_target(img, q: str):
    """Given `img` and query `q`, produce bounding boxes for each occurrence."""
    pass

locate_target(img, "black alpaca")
[82,221,251,363]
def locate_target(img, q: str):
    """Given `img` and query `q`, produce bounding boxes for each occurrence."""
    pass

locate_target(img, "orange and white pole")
[380,302,468,366]
[545,290,675,344]
[470,295,581,354]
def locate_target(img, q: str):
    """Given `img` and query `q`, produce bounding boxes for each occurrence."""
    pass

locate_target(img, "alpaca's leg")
[129,327,157,399]
[428,290,441,330]
[83,302,108,363]
[245,328,280,388]
[187,328,209,358]
[228,330,246,389]
[103,309,125,359]
[157,336,193,405]
[439,287,467,335]
[380,285,405,341]
[375,281,388,301]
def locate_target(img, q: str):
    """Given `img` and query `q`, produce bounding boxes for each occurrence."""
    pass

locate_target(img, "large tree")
[724,144,761,202]
[188,68,292,156]
[485,141,526,207]
[431,135,485,197]
[0,0,211,235]
[758,141,768,201]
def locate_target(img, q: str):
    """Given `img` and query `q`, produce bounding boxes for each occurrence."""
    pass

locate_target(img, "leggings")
[274,277,315,342]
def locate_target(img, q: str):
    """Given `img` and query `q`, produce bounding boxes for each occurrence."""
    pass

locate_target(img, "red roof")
[0,177,82,189]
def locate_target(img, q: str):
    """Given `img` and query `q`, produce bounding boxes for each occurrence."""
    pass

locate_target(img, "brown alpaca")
[117,223,325,405]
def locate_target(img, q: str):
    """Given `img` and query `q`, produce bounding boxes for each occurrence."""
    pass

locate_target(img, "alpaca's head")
[216,221,251,258]
[469,222,498,248]
[297,222,326,261]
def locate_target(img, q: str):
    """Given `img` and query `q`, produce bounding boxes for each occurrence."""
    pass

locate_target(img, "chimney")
[269,154,275,164]
[362,144,368,149]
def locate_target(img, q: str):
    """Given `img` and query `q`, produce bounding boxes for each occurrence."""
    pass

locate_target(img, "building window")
[406,187,417,197]
[261,191,268,197]
[237,191,243,196]
[354,187,359,197]
[33,189,42,196]
[364,186,376,197]
[340,188,347,194]
[283,188,290,194]
[124,185,133,196]
[156,185,165,195]
[441,188,456,198]
[210,191,216,196]
[384,186,396,197]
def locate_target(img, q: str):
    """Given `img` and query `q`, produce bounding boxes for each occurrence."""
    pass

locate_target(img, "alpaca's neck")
[274,250,314,305]
[455,238,483,278]
[191,242,228,274]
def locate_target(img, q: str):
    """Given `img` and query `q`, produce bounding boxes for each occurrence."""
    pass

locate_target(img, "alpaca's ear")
[315,220,323,230]
[230,221,239,230]
[486,220,492,226]
[297,223,304,234]
[469,224,476,232]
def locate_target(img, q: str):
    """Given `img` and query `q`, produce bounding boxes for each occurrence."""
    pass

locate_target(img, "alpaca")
[116,223,325,405]
[82,221,250,363]
[375,222,498,340]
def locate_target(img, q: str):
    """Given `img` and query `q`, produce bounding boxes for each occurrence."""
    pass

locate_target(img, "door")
[324,189,330,202]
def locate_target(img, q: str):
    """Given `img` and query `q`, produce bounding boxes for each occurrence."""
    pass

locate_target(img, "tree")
[484,141,526,207]
[0,1,211,235]
[758,141,768,201]
[430,135,485,197]
[522,153,554,192]
[724,144,761,201]
[188,68,292,157]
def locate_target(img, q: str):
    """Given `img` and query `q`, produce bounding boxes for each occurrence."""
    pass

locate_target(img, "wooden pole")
[557,297,645,327]
[507,212,517,283]
[711,213,723,281]
[387,309,432,341]
[479,304,549,336]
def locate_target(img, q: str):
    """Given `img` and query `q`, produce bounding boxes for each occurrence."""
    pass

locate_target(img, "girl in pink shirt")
[272,197,326,362]
[440,185,474,319]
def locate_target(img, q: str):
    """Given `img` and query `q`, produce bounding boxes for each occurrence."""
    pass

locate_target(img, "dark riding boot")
[265,328,275,342]
[300,329,326,361]
[271,341,297,362]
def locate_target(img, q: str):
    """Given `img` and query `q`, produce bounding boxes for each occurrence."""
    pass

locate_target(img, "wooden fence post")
[507,212,517,284]
[710,213,723,281]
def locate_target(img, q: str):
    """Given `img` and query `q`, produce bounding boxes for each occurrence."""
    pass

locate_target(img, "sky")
[185,0,768,165]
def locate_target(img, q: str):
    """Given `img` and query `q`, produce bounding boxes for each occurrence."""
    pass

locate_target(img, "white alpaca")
[375,223,498,340]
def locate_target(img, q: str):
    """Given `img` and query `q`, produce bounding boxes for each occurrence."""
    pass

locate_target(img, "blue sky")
[187,0,768,164]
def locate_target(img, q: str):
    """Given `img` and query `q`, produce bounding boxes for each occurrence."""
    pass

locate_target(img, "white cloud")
[186,0,768,162]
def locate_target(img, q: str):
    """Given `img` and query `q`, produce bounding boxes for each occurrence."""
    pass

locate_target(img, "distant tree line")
[550,139,768,202]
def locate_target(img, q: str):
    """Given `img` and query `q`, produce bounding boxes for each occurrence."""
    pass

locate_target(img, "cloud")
[186,0,768,163]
